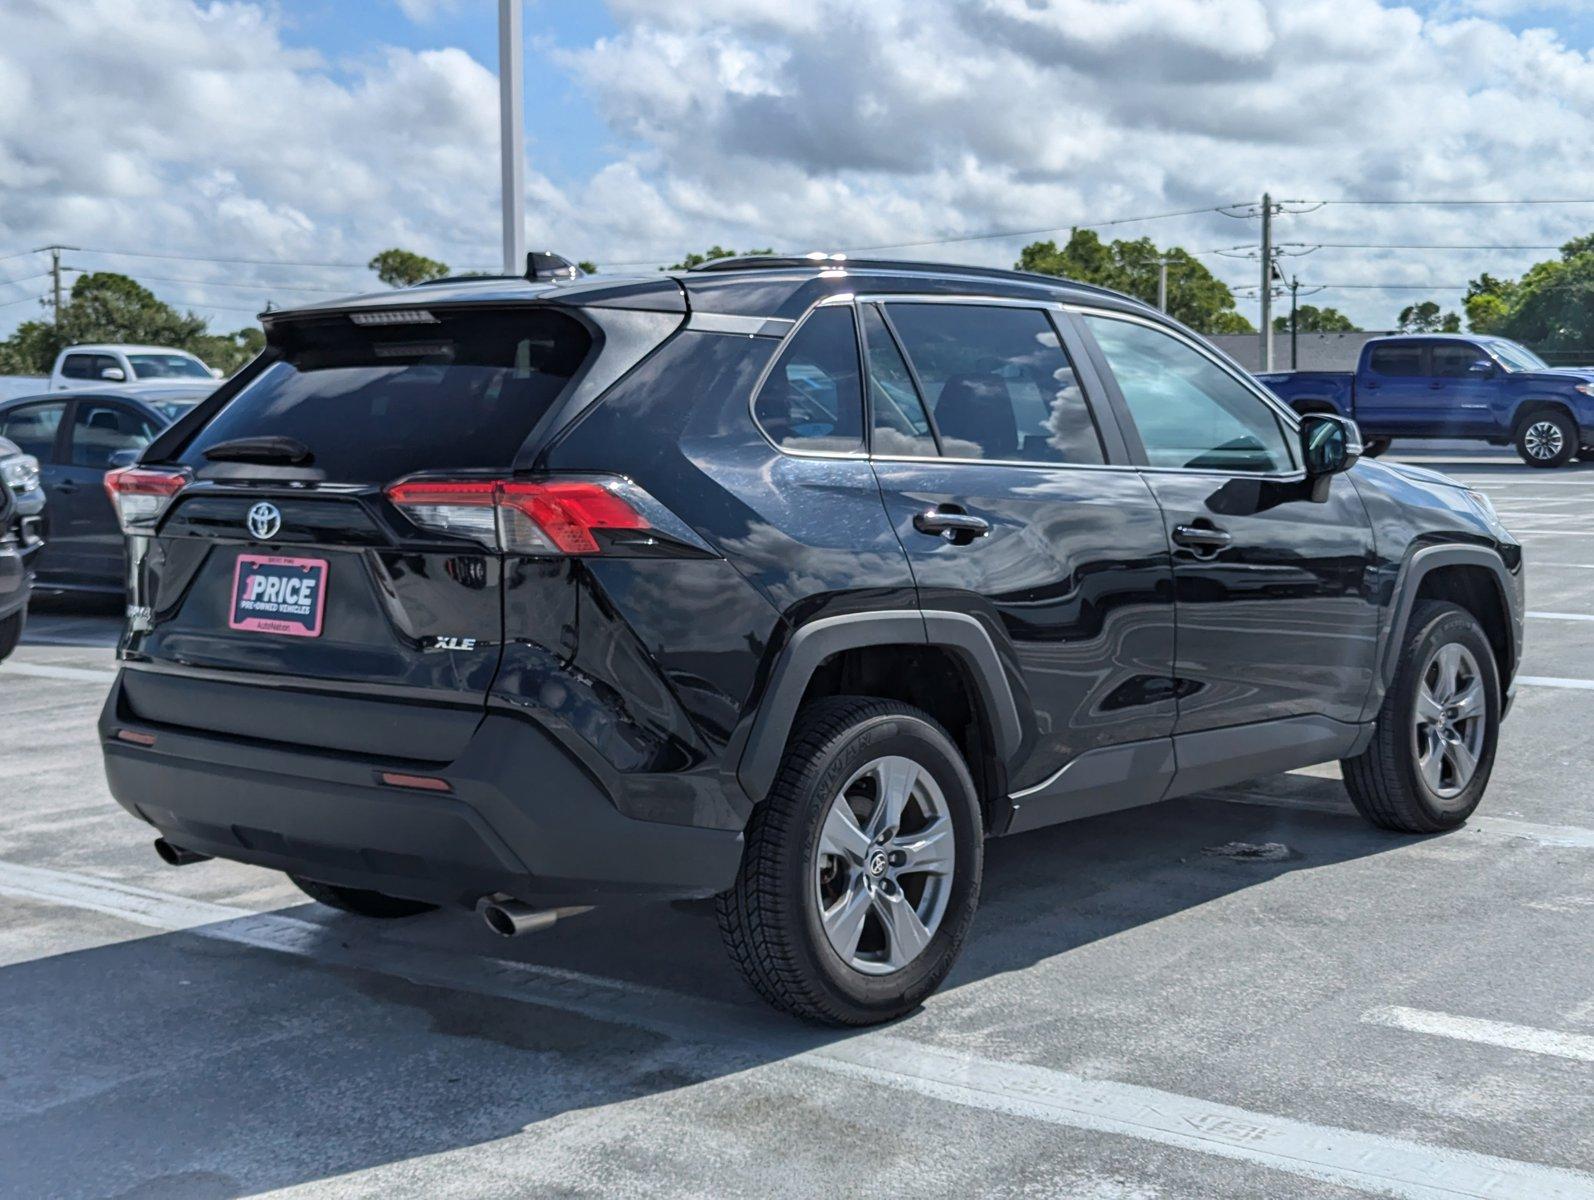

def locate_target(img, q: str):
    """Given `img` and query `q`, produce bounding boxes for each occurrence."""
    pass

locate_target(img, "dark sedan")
[0,384,211,593]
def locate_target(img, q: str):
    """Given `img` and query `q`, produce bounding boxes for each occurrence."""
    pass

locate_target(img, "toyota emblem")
[247,502,282,541]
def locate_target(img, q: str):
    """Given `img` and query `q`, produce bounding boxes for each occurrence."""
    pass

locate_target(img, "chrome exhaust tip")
[477,896,592,937]
[153,838,211,867]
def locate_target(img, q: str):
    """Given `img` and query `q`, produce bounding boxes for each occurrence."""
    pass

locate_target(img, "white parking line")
[1,661,117,683]
[4,859,1590,1200]
[1519,675,1594,692]
[1364,1006,1594,1065]
[1528,611,1594,622]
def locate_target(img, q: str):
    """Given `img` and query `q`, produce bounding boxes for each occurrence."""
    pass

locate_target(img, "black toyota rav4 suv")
[101,255,1523,1024]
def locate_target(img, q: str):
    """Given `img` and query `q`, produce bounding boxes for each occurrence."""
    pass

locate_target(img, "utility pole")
[498,0,526,276]
[35,244,79,326]
[1289,275,1300,370]
[1154,256,1174,313]
[1259,193,1273,371]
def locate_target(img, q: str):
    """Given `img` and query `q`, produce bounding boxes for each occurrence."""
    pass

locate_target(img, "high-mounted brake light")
[384,476,681,556]
[104,466,192,534]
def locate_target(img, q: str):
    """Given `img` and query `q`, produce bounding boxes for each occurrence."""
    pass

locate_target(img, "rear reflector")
[115,729,157,747]
[377,771,452,792]
[104,466,192,534]
[385,476,658,556]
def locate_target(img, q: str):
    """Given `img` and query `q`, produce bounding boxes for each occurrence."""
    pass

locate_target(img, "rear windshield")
[178,307,592,481]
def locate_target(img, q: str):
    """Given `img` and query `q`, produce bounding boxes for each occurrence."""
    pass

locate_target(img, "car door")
[1427,342,1497,436]
[1076,310,1379,750]
[865,298,1179,830]
[1358,342,1429,434]
[57,398,162,587]
[0,399,69,581]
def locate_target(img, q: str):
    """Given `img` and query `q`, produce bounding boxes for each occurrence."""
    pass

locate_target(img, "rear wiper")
[203,436,314,465]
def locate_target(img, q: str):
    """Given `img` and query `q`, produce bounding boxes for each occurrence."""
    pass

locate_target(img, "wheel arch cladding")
[736,610,1023,807]
[1383,546,1520,694]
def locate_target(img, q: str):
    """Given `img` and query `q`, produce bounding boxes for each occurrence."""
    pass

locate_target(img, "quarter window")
[1368,345,1425,377]
[884,303,1104,464]
[1085,315,1295,474]
[59,354,95,380]
[753,306,865,453]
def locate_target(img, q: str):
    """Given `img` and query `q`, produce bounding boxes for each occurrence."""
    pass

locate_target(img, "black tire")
[1342,601,1500,833]
[290,875,438,918]
[1515,410,1577,467]
[0,611,21,663]
[1360,437,1391,459]
[716,696,983,1025]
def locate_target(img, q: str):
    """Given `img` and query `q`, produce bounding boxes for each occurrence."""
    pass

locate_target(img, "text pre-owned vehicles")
[49,344,221,390]
[1258,333,1594,467]
[99,256,1522,1025]
[0,435,45,660]
[0,384,213,593]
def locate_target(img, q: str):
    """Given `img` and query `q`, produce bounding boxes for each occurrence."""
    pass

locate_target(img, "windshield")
[1485,340,1548,372]
[177,308,592,481]
[128,353,213,380]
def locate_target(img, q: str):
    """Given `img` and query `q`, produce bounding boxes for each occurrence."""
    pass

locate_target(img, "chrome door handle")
[1172,523,1232,551]
[913,510,991,542]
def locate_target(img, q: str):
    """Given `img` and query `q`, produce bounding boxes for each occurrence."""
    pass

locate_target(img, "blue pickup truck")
[1258,334,1594,467]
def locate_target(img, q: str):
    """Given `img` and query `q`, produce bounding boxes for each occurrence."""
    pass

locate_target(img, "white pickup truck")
[48,344,221,390]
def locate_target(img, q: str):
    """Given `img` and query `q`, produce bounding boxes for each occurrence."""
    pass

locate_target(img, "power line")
[119,272,352,295]
[69,246,371,271]
[1302,197,1594,207]
[0,271,50,288]
[0,294,46,309]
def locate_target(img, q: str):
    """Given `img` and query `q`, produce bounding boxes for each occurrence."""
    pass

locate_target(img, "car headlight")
[1464,488,1508,534]
[0,454,40,495]
[1574,383,1594,397]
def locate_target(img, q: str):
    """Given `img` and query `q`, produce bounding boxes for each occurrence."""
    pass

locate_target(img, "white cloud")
[2,0,1592,335]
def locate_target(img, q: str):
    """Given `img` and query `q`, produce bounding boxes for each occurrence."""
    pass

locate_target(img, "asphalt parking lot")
[1,446,1591,1200]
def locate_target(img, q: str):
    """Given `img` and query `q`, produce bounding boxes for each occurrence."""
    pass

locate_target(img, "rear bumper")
[99,672,744,909]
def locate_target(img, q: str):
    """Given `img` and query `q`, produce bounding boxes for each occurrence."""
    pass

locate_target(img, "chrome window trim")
[1067,303,1309,480]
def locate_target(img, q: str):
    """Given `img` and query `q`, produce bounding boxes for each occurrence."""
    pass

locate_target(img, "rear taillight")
[384,476,691,556]
[104,466,192,534]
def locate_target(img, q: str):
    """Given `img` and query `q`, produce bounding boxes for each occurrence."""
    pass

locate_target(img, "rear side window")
[0,401,66,459]
[60,355,94,379]
[885,303,1104,464]
[70,402,160,469]
[753,306,864,453]
[860,305,937,457]
[1369,345,1425,377]
[178,308,592,482]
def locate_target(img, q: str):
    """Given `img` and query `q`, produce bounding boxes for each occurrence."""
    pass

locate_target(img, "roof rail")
[682,252,1128,301]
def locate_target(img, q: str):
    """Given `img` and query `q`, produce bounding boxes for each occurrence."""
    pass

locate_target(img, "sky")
[2,0,1593,340]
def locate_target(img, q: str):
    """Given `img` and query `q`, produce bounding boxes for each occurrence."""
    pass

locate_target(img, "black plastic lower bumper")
[99,672,745,909]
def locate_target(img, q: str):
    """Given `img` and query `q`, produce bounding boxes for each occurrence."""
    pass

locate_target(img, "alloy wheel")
[813,755,955,975]
[1411,642,1487,801]
[1524,420,1564,460]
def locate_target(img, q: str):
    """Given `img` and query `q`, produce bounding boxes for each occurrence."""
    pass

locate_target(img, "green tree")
[1016,229,1254,335]
[1273,305,1358,334]
[1396,300,1461,333]
[367,248,450,288]
[1463,273,1520,335]
[665,246,773,270]
[576,260,598,274]
[0,272,261,376]
[1490,236,1594,355]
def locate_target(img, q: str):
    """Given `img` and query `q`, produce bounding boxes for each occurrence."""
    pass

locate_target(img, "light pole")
[498,0,526,276]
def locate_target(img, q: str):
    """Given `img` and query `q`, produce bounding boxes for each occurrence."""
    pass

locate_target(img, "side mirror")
[1468,359,1494,375]
[99,366,126,381]
[209,367,224,379]
[1300,412,1361,500]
